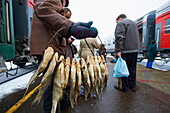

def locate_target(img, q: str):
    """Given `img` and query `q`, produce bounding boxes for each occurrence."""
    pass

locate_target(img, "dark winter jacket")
[30,0,73,55]
[65,43,78,60]
[98,44,106,56]
[147,44,157,61]
[115,18,140,53]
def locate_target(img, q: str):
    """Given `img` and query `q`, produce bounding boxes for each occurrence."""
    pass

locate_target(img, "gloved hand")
[69,21,98,39]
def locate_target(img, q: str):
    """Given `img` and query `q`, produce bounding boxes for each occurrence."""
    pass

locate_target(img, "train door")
[12,0,34,56]
[0,0,15,60]
[0,1,3,42]
[160,14,170,49]
[136,11,156,52]
[27,0,35,48]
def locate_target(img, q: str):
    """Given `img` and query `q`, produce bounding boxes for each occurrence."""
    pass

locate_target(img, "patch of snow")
[138,58,170,71]
[106,54,115,59]
[0,72,33,100]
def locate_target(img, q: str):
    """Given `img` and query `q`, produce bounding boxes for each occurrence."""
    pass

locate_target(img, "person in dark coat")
[146,40,158,68]
[30,0,98,112]
[65,37,78,60]
[114,14,140,92]
[98,44,107,60]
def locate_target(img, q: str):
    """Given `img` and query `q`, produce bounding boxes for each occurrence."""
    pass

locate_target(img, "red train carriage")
[155,1,170,53]
[136,1,170,59]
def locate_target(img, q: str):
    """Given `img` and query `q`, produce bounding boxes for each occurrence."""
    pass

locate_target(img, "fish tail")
[32,94,42,105]
[95,86,100,100]
[51,101,58,113]
[23,70,39,97]
[84,88,89,101]
[90,86,95,98]
[70,96,75,108]
[70,89,75,108]
[74,90,79,104]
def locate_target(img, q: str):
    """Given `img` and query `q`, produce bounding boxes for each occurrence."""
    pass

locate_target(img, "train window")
[156,28,160,48]
[107,40,111,46]
[30,17,33,23]
[18,0,23,5]
[165,18,170,34]
[33,0,37,3]
[6,2,11,44]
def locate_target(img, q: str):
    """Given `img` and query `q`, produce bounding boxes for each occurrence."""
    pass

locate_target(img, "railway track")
[0,64,37,85]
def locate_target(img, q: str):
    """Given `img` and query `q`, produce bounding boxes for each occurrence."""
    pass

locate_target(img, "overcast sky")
[68,0,169,45]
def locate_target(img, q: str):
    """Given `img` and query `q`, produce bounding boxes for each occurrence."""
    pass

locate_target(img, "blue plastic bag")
[113,57,129,78]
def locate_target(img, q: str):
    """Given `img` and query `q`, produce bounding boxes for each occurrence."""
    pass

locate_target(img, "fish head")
[59,55,64,62]
[54,52,59,62]
[98,56,102,61]
[65,57,70,65]
[45,46,54,54]
[76,60,81,68]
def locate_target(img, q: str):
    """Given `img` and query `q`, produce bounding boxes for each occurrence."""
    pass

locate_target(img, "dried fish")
[74,60,82,104]
[90,56,100,99]
[81,58,91,101]
[51,56,65,113]
[98,56,106,91]
[101,55,108,87]
[70,58,77,108]
[86,56,95,98]
[64,57,71,88]
[24,47,54,96]
[33,52,58,104]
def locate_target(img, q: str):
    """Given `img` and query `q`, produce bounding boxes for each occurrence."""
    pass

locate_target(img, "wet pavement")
[62,62,170,113]
[0,61,170,113]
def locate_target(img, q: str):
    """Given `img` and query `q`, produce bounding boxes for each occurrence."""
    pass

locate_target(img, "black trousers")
[43,78,70,113]
[119,52,137,92]
[43,73,67,113]
[43,81,56,113]
[35,55,57,113]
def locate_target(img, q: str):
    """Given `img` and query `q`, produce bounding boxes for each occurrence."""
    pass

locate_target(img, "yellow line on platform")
[5,83,42,113]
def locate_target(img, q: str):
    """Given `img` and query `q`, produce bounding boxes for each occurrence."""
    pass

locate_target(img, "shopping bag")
[113,57,129,78]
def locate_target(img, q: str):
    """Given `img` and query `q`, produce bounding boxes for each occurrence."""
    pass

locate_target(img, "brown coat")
[30,0,74,56]
[78,38,99,59]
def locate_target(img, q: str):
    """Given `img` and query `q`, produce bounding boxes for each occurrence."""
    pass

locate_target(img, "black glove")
[69,21,98,39]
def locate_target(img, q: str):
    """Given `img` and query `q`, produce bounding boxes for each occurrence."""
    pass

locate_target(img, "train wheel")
[17,63,26,68]
[13,57,27,68]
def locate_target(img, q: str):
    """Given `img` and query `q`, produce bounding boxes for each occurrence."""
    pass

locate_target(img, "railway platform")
[0,60,170,113]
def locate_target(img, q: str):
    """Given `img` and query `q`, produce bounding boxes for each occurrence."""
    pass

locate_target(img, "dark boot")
[114,85,128,92]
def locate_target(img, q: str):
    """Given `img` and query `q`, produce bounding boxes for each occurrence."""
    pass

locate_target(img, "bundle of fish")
[24,47,108,113]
